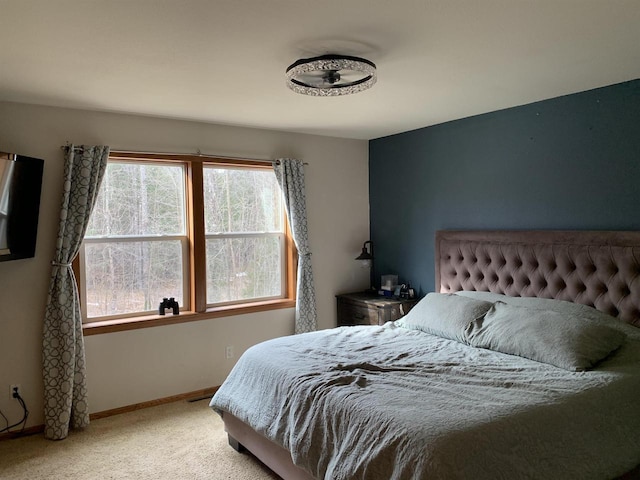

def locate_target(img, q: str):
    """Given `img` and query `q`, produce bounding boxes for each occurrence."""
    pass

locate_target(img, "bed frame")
[221,230,640,479]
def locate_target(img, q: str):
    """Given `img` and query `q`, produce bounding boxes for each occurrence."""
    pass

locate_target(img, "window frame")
[77,152,297,336]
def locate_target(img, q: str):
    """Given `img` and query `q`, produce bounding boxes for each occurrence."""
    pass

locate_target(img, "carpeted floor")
[0,399,280,479]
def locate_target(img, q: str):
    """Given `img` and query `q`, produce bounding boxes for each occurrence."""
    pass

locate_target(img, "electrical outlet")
[225,346,234,359]
[10,384,21,398]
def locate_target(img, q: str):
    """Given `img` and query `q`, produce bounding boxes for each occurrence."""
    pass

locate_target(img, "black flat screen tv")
[0,152,44,262]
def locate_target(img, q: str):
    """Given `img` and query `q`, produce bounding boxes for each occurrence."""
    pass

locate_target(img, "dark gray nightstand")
[336,291,418,326]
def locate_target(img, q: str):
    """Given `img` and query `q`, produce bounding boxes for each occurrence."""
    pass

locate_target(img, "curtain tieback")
[51,261,72,268]
[299,252,312,257]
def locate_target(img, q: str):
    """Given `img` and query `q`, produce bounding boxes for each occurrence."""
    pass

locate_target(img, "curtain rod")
[60,144,308,165]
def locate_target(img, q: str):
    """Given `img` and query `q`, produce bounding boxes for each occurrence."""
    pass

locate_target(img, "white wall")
[0,101,369,427]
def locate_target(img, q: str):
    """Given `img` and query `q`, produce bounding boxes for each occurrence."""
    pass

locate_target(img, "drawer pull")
[354,313,365,319]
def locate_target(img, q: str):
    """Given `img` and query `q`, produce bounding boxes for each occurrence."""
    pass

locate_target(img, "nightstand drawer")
[337,300,379,326]
[384,304,405,322]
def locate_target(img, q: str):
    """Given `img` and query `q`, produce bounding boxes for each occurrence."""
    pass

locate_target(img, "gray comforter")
[210,322,640,480]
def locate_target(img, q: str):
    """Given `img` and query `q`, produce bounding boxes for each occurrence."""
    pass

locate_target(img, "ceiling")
[1,0,639,141]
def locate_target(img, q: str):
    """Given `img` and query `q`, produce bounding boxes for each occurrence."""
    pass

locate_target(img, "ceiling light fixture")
[286,54,377,96]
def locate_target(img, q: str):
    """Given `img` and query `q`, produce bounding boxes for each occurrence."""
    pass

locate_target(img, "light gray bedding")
[210,322,640,480]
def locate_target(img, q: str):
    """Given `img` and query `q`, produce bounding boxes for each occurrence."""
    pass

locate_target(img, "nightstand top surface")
[336,291,417,307]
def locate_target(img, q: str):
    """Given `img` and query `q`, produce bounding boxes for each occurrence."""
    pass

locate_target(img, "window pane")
[203,167,282,233]
[206,236,281,304]
[84,240,184,318]
[87,162,185,237]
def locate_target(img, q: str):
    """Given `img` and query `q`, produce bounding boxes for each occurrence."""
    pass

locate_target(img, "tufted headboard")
[436,230,640,327]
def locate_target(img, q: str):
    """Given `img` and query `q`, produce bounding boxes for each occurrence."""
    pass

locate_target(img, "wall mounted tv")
[0,152,44,262]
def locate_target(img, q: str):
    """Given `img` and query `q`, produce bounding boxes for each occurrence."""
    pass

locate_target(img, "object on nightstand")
[381,274,398,291]
[392,283,415,299]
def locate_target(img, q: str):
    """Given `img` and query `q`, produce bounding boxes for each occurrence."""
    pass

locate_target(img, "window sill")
[82,299,296,336]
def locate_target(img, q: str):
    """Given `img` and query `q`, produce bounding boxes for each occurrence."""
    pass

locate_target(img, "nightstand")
[336,292,419,326]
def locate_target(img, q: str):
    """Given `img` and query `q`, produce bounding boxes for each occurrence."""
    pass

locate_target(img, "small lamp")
[355,240,375,291]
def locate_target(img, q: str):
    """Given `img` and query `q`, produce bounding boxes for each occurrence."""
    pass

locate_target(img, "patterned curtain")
[42,145,109,440]
[273,158,317,333]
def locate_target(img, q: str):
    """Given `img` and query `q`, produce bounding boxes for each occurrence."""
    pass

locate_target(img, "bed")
[210,230,640,479]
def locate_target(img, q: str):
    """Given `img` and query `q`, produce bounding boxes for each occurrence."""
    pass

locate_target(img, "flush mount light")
[285,54,377,96]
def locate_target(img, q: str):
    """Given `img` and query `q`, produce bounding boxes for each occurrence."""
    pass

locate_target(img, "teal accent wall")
[369,80,640,295]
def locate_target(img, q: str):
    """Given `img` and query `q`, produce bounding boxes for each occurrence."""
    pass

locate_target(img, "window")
[203,165,285,305]
[78,153,296,333]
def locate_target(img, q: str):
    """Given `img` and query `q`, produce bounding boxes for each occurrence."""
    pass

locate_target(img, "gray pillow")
[399,292,493,343]
[464,302,626,371]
